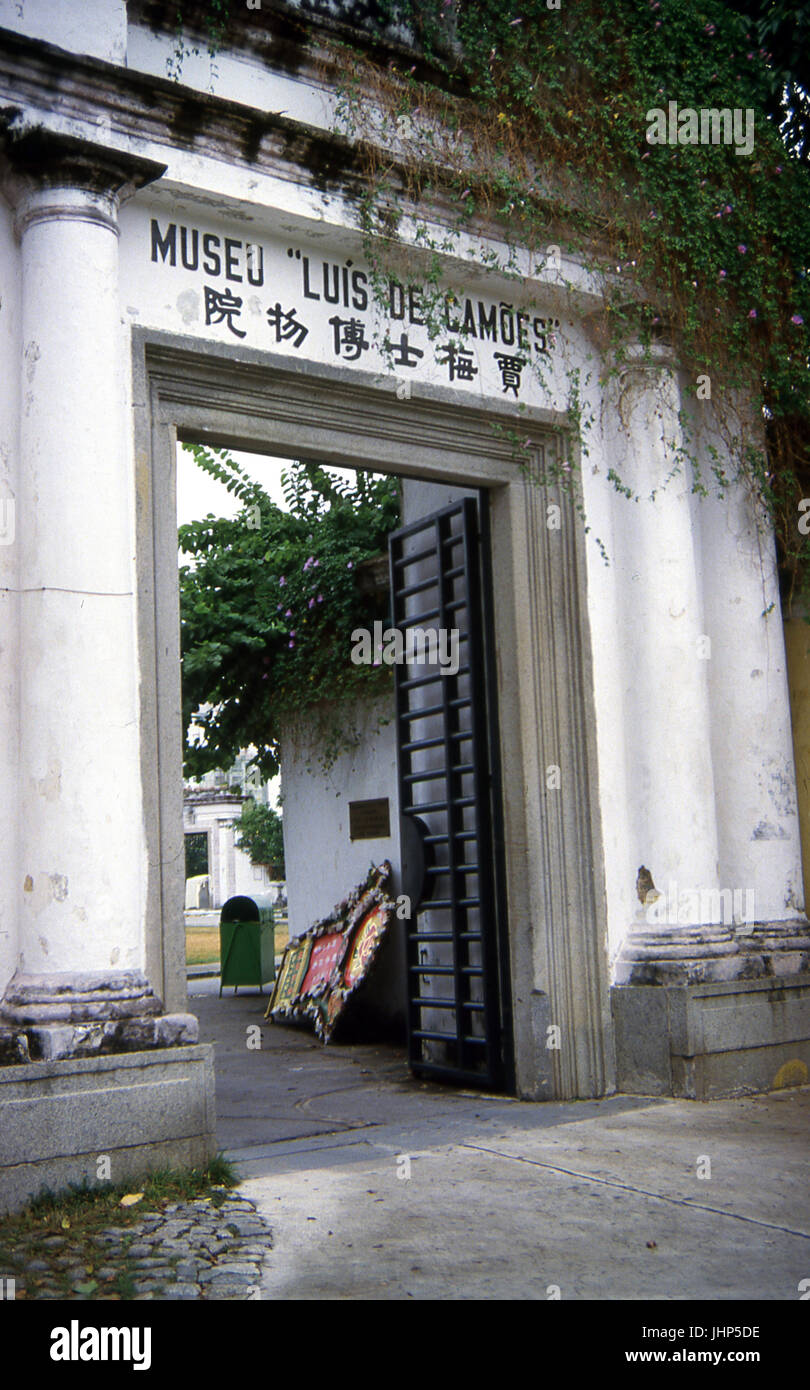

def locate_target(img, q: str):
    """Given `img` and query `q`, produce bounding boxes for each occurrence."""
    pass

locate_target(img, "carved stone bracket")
[0,122,166,195]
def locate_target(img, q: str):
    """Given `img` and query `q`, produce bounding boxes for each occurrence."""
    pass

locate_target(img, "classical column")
[608,343,738,983]
[697,413,810,977]
[0,131,196,1059]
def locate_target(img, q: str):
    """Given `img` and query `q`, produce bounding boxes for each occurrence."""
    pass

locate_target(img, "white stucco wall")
[281,696,399,939]
[0,194,20,991]
[0,0,127,62]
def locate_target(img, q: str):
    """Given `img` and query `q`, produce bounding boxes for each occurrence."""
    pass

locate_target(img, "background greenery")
[179,447,400,781]
[234,799,286,874]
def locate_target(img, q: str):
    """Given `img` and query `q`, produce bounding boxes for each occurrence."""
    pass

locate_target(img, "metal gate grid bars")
[389,496,511,1089]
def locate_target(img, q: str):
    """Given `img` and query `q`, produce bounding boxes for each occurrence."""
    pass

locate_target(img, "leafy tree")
[734,0,810,159]
[234,800,286,874]
[179,447,400,781]
[333,0,810,588]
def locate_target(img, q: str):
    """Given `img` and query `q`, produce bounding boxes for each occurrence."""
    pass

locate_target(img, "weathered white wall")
[0,195,20,991]
[574,358,806,958]
[0,0,127,62]
[693,411,804,920]
[126,20,332,131]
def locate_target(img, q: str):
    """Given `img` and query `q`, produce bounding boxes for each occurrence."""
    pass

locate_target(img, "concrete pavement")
[191,979,810,1300]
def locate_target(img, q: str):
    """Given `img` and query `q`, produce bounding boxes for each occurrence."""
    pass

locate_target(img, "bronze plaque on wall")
[349,798,391,840]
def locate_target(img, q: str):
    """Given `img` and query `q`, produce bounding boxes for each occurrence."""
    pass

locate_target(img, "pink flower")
[737,244,747,254]
[347,561,353,569]
[308,597,315,608]
[791,314,804,326]
[747,309,757,319]
[288,640,295,649]
[317,594,324,603]
[279,576,286,586]
[719,269,727,278]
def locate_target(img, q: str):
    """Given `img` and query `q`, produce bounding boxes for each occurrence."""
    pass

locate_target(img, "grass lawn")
[185,926,220,966]
[185,920,290,967]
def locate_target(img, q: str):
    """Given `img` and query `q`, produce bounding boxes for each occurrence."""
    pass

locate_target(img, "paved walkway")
[193,979,810,1301]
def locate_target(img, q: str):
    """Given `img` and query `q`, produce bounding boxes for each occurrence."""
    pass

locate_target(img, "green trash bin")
[219,894,276,997]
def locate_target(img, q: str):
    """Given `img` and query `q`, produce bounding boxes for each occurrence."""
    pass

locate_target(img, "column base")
[612,919,810,1098]
[614,919,810,985]
[0,970,198,1063]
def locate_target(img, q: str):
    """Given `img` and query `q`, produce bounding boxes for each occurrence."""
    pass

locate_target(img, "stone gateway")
[0,0,809,1209]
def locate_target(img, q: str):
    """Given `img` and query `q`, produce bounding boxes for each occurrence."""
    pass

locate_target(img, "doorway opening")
[138,335,613,1105]
[177,440,514,1093]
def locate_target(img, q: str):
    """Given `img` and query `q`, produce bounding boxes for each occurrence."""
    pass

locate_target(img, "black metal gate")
[388,496,513,1090]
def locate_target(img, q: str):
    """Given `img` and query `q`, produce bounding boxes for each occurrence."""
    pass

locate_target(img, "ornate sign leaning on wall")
[265,862,396,1043]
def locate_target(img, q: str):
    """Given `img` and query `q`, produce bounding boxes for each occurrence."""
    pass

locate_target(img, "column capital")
[1,125,166,233]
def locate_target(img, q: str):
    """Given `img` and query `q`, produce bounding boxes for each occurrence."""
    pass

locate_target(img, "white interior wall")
[281,694,399,938]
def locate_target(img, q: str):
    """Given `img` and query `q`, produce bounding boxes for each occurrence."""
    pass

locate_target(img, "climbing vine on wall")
[171,1,809,593]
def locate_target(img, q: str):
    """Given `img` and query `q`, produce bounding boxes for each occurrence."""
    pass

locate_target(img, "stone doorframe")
[133,330,615,1100]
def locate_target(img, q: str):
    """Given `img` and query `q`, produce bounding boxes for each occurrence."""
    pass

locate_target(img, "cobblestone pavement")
[8,1191,273,1301]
